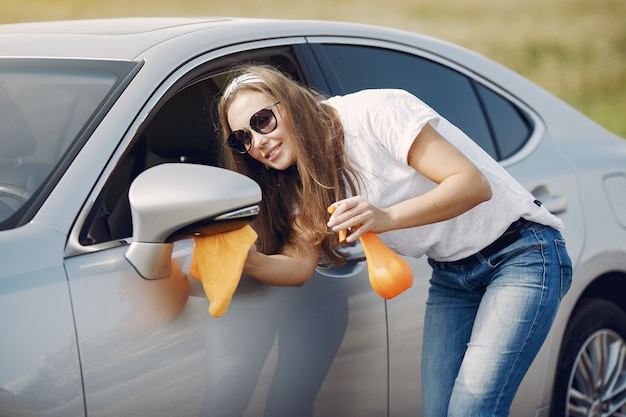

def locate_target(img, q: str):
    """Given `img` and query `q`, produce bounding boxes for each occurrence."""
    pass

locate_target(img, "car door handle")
[531,185,568,214]
[316,242,366,278]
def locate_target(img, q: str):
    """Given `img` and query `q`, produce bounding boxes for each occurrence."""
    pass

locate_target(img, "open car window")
[80,45,310,246]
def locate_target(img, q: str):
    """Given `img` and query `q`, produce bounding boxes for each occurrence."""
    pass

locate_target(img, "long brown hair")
[217,65,360,266]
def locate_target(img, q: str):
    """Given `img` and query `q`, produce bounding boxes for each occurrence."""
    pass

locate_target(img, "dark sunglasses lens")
[250,108,277,134]
[227,130,251,154]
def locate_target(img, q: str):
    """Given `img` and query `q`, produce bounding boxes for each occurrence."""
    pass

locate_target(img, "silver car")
[1,17,625,417]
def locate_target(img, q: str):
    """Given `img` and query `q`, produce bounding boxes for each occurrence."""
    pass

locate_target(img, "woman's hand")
[327,196,391,242]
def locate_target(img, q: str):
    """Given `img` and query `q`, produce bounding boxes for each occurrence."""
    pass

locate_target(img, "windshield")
[0,58,139,229]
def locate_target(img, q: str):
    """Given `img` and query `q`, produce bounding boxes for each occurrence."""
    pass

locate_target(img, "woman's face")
[227,90,296,170]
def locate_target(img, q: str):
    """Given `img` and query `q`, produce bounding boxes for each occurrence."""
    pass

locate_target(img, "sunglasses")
[227,102,280,154]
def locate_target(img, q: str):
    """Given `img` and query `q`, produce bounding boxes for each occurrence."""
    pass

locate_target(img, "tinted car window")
[314,44,532,161]
[475,83,532,159]
[316,44,497,157]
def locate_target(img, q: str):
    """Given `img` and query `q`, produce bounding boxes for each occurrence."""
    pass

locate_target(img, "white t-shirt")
[325,89,563,262]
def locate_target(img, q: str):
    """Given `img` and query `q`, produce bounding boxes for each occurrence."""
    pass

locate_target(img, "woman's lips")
[265,143,281,161]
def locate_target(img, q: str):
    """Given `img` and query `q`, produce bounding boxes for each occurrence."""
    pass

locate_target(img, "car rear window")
[313,43,533,161]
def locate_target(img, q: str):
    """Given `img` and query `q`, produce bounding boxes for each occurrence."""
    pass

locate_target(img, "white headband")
[222,73,263,101]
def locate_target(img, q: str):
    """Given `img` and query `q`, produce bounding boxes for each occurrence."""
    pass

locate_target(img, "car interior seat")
[0,84,50,221]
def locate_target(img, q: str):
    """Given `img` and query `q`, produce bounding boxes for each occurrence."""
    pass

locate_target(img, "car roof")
[2,16,543,120]
[0,17,453,61]
[0,17,233,59]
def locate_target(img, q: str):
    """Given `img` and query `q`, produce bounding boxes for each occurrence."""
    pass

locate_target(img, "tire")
[550,299,626,417]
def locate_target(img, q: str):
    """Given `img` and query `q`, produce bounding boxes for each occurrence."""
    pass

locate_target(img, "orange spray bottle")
[328,206,413,299]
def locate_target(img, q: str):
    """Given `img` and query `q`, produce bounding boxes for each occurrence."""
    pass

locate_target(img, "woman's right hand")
[327,196,393,242]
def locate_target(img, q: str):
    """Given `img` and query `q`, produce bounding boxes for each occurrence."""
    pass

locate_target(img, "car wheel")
[551,298,626,417]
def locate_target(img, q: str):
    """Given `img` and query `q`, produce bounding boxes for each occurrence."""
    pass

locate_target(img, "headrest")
[145,81,218,160]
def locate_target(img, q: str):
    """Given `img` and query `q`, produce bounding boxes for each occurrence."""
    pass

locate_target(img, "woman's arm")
[243,220,321,287]
[328,123,492,242]
[243,245,320,287]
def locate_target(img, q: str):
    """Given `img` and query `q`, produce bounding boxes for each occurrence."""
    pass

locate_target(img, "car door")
[63,42,389,417]
[303,38,584,416]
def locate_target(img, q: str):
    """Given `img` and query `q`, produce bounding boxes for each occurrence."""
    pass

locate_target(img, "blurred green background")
[2,0,624,137]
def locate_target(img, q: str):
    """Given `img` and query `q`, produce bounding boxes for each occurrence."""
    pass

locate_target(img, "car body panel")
[0,225,84,416]
[64,244,388,417]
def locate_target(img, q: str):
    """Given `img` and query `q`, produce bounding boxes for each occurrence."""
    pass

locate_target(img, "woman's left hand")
[327,196,391,242]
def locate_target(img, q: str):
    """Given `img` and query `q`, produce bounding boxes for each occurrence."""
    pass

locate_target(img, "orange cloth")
[189,225,257,317]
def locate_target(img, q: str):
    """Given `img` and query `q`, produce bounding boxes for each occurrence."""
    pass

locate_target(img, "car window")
[80,78,222,245]
[0,59,138,229]
[80,46,309,246]
[475,83,532,159]
[312,43,531,161]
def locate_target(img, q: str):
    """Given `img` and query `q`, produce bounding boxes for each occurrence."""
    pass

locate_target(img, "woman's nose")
[250,131,269,149]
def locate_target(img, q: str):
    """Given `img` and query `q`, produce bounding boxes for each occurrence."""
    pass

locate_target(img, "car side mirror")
[125,163,261,279]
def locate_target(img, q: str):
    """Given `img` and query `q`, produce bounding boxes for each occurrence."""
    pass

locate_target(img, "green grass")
[2,0,625,137]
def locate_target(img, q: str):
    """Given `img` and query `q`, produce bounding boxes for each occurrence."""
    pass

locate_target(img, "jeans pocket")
[555,238,572,299]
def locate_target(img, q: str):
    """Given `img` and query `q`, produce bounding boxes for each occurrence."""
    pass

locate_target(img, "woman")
[217,65,572,416]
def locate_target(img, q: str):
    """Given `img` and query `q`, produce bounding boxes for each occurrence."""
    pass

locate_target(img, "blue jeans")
[422,221,572,417]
